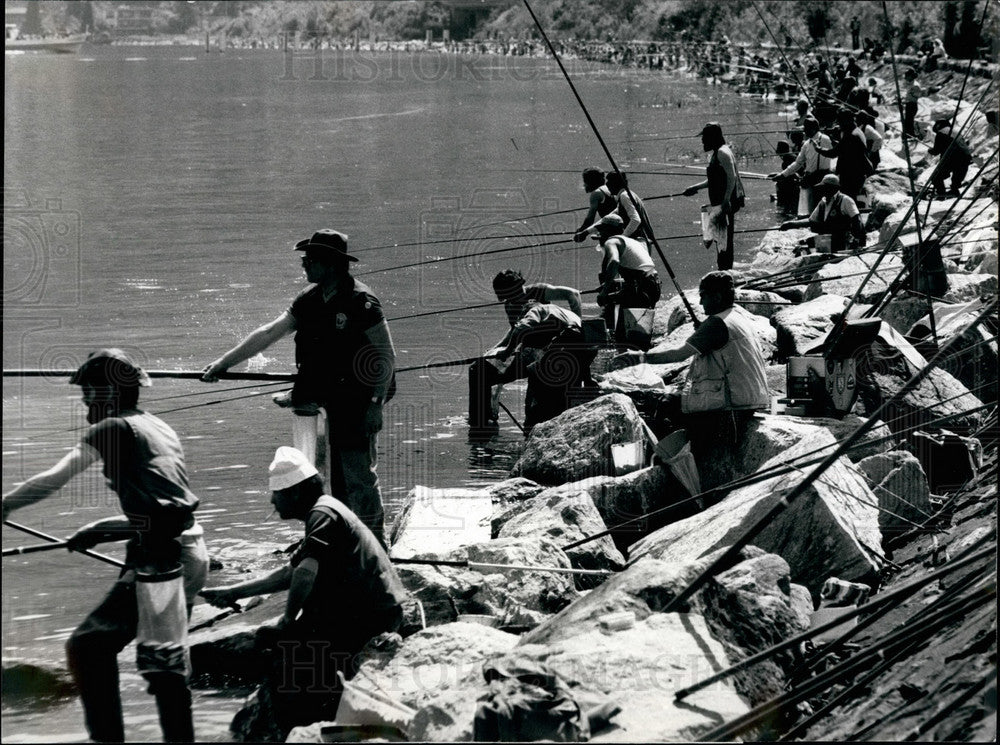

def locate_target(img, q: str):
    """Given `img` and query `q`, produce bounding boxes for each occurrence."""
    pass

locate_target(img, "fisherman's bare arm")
[542,285,583,317]
[201,311,296,381]
[575,189,605,238]
[2,444,99,520]
[684,179,709,196]
[613,342,699,368]
[280,557,318,627]
[200,564,293,607]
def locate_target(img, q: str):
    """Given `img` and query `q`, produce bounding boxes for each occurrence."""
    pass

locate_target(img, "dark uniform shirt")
[290,496,407,627]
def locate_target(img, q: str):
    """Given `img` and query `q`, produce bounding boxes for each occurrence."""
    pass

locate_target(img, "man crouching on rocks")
[614,271,769,495]
[201,447,407,739]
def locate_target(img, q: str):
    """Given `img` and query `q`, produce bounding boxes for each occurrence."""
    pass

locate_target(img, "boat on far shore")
[5,25,86,54]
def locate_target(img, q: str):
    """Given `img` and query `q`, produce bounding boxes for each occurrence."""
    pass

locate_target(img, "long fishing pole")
[355,237,574,277]
[520,0,701,326]
[658,300,995,615]
[3,520,124,568]
[390,556,612,577]
[356,230,572,254]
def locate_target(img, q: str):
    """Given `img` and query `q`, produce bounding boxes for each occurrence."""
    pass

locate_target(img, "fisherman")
[773,139,800,214]
[573,167,617,242]
[2,348,208,743]
[793,98,811,129]
[613,271,769,493]
[814,109,872,201]
[928,118,973,198]
[468,270,583,429]
[856,110,884,171]
[850,15,862,51]
[201,229,394,545]
[201,446,407,740]
[900,66,922,139]
[580,213,661,348]
[491,293,597,432]
[768,116,832,215]
[605,171,653,243]
[684,122,745,271]
[780,174,866,254]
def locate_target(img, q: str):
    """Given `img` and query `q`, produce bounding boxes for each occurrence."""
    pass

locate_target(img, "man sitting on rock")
[780,174,866,255]
[201,447,407,739]
[613,271,769,495]
[468,270,583,430]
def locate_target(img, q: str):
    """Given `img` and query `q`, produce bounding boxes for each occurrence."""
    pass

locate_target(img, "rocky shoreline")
[5,55,995,744]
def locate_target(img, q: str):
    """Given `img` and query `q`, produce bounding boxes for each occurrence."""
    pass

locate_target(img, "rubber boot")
[66,645,125,742]
[147,672,195,743]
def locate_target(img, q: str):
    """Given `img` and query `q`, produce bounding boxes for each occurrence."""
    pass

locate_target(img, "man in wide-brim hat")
[202,229,395,545]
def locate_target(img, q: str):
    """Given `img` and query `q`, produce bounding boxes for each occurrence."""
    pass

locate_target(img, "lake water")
[3,43,784,741]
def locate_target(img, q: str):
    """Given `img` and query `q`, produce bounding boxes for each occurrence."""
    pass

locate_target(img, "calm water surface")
[3,43,783,740]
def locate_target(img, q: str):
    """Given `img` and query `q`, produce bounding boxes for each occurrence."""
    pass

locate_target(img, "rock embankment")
[188,62,997,743]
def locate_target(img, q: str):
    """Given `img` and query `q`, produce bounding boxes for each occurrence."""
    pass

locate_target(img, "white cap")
[269,446,318,491]
[585,213,624,234]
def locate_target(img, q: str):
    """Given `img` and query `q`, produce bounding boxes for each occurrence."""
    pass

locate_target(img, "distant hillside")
[23,1,992,57]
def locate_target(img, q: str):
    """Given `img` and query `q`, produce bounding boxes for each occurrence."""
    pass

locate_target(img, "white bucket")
[611,441,645,475]
[135,565,189,676]
[334,671,416,732]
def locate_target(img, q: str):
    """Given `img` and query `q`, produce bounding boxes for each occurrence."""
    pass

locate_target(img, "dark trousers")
[932,159,970,194]
[717,214,735,271]
[65,575,194,743]
[903,101,919,138]
[263,607,403,739]
[468,355,529,428]
[609,274,661,346]
[524,341,598,431]
[325,430,386,546]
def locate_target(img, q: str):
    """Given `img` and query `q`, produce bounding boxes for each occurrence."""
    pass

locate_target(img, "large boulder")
[802,254,905,304]
[520,547,811,710]
[189,595,284,686]
[597,363,669,394]
[881,293,937,334]
[739,413,893,474]
[1,660,76,705]
[629,430,883,597]
[652,289,700,339]
[856,327,985,434]
[857,451,932,542]
[865,189,911,233]
[941,272,998,304]
[354,622,519,742]
[396,536,580,630]
[735,289,792,321]
[389,485,493,558]
[511,393,645,486]
[743,229,828,281]
[537,466,691,555]
[770,294,849,360]
[492,488,625,590]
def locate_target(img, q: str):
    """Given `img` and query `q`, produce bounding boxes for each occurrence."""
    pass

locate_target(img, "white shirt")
[779,133,833,178]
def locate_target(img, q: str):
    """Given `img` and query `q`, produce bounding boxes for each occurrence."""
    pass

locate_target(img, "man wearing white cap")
[201,446,407,738]
[201,229,395,545]
[780,174,866,254]
[581,213,661,348]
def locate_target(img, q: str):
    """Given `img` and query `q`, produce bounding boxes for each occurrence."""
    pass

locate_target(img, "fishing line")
[521,0,700,326]
[387,288,599,323]
[355,237,574,277]
[142,380,289,405]
[355,230,573,254]
[751,0,815,111]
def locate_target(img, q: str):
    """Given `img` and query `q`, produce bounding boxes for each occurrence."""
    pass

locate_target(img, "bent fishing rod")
[521,0,701,326]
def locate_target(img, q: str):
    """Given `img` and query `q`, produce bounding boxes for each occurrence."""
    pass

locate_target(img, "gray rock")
[189,594,283,686]
[735,289,791,321]
[881,294,937,334]
[354,622,519,742]
[857,451,933,540]
[865,190,912,233]
[629,430,883,597]
[397,537,580,629]
[766,364,787,397]
[770,294,848,360]
[494,488,625,590]
[802,254,905,304]
[389,485,493,559]
[597,364,668,394]
[653,289,700,339]
[484,477,544,504]
[941,272,998,303]
[511,393,646,486]
[743,229,827,280]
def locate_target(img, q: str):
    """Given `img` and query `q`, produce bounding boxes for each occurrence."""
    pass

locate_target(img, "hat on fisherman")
[294,229,358,261]
[775,140,791,155]
[70,348,151,388]
[820,174,841,188]
[269,446,319,491]
[584,213,624,235]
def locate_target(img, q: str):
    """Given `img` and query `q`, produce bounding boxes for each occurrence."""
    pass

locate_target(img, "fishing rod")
[355,237,574,277]
[3,369,297,382]
[520,0,701,327]
[3,540,71,557]
[388,288,601,323]
[3,520,124,568]
[673,539,996,702]
[630,160,771,179]
[562,389,997,554]
[699,582,997,742]
[612,128,793,145]
[658,300,996,615]
[356,230,573,254]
